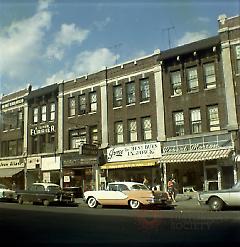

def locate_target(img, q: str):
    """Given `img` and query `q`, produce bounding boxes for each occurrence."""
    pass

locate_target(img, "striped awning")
[101,159,157,170]
[158,149,232,164]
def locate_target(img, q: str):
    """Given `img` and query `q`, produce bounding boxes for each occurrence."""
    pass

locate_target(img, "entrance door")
[221,166,234,189]
[205,167,218,191]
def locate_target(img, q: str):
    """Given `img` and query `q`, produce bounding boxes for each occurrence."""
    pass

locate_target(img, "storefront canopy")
[158,149,232,164]
[0,168,24,178]
[101,159,157,170]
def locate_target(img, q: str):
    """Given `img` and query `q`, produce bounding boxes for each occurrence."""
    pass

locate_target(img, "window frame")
[208,105,220,132]
[186,66,199,92]
[50,103,55,121]
[203,62,216,89]
[190,108,202,134]
[89,91,97,113]
[78,94,87,114]
[173,111,184,136]
[141,117,152,141]
[33,107,38,123]
[170,71,182,96]
[126,81,136,105]
[113,85,123,107]
[68,97,76,117]
[140,79,150,101]
[128,119,138,142]
[114,121,124,144]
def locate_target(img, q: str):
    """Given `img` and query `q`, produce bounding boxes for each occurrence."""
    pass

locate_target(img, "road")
[0,201,240,247]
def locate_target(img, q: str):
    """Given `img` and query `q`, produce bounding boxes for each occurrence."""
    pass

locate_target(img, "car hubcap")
[212,200,219,209]
[89,198,96,207]
[131,200,139,208]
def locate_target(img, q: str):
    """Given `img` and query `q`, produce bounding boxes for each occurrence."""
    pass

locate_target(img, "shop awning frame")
[158,149,232,164]
[101,159,158,170]
[0,168,24,178]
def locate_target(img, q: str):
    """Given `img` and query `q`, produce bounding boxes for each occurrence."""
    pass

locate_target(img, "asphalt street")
[0,199,240,247]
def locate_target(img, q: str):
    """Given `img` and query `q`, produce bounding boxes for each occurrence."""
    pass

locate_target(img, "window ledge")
[126,103,135,107]
[89,111,97,115]
[204,87,216,91]
[140,100,150,104]
[170,94,182,98]
[187,90,199,94]
[236,73,240,77]
[113,106,123,110]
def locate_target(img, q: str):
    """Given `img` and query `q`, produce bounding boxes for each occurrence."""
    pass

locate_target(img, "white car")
[0,184,17,202]
[84,181,172,209]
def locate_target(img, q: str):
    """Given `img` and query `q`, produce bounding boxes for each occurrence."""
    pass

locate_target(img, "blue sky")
[0,0,239,95]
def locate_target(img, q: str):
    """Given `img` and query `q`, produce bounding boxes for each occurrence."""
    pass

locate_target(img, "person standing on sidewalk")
[167,178,176,202]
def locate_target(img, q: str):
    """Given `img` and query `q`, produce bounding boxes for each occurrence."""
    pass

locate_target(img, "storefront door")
[205,166,218,191]
[221,166,234,189]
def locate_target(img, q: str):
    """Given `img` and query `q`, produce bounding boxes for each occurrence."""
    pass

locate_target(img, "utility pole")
[162,26,175,49]
[109,43,122,65]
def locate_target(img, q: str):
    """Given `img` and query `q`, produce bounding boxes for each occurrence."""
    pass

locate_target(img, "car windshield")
[47,185,61,193]
[131,184,149,190]
[232,181,240,190]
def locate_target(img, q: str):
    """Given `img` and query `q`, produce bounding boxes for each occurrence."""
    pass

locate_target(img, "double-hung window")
[170,71,182,96]
[140,79,150,101]
[90,126,98,145]
[41,105,47,122]
[190,108,202,134]
[69,128,86,149]
[33,107,38,123]
[115,121,123,144]
[113,85,122,107]
[187,67,199,92]
[79,94,86,114]
[173,111,184,136]
[128,119,137,142]
[203,63,216,89]
[126,82,135,105]
[90,92,97,113]
[68,97,76,117]
[142,117,152,140]
[208,105,220,131]
[50,103,55,121]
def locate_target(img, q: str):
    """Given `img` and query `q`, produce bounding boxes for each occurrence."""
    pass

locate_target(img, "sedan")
[0,184,17,202]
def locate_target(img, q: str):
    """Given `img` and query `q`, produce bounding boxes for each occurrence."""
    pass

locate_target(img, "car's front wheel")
[209,197,224,211]
[129,199,141,209]
[18,196,23,204]
[87,197,98,208]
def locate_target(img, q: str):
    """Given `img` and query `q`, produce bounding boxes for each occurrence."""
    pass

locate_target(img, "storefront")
[0,158,25,189]
[101,142,163,188]
[158,132,236,192]
[41,156,61,184]
[26,156,42,188]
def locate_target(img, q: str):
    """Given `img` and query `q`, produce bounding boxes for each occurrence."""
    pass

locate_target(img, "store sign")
[0,159,24,169]
[162,133,233,155]
[107,142,161,163]
[30,124,55,136]
[1,98,24,110]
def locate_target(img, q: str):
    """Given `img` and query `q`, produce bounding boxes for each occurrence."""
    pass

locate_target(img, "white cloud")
[0,2,51,79]
[177,30,210,46]
[93,17,111,31]
[46,23,89,60]
[46,48,116,84]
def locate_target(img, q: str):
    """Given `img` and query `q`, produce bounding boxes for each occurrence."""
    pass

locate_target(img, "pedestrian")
[12,181,16,191]
[167,178,176,202]
[143,176,149,188]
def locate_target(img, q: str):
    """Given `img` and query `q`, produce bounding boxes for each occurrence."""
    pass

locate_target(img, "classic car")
[83,181,172,209]
[0,183,17,202]
[16,182,74,206]
[198,181,240,211]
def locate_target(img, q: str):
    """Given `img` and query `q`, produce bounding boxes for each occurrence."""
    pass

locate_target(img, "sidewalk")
[175,194,201,209]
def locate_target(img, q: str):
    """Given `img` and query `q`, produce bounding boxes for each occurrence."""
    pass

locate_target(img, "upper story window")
[208,105,220,131]
[113,85,122,107]
[190,108,201,134]
[126,82,136,105]
[90,126,98,145]
[236,45,240,74]
[79,94,86,114]
[128,119,137,142]
[68,97,76,117]
[140,79,150,101]
[141,117,152,140]
[173,111,184,136]
[170,71,182,96]
[69,128,87,149]
[41,105,47,122]
[17,111,23,128]
[203,62,216,89]
[89,91,97,113]
[8,140,17,156]
[114,121,124,144]
[50,103,55,121]
[33,107,38,123]
[186,67,199,92]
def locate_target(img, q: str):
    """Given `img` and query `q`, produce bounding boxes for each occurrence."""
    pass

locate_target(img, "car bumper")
[146,198,172,206]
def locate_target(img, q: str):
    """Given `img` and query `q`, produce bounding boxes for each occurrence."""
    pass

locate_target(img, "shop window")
[78,94,86,114]
[173,111,184,136]
[186,67,199,92]
[41,105,47,122]
[140,79,150,101]
[203,62,216,89]
[89,126,98,145]
[9,140,17,156]
[208,105,220,131]
[114,121,123,144]
[33,107,38,123]
[190,108,202,134]
[126,81,136,105]
[89,91,97,113]
[50,103,55,121]
[68,97,76,117]
[141,117,152,140]
[170,71,182,96]
[236,45,240,74]
[128,119,137,142]
[113,85,122,107]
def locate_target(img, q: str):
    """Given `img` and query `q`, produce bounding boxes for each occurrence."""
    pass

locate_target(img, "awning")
[0,168,24,178]
[101,159,157,170]
[158,149,232,164]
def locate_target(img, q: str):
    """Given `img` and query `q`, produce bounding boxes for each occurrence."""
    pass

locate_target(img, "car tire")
[87,197,98,208]
[18,196,23,204]
[129,199,141,209]
[43,200,50,206]
[209,197,224,211]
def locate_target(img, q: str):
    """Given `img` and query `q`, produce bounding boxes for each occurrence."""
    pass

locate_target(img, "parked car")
[0,184,17,202]
[83,181,172,209]
[63,186,83,198]
[16,182,74,206]
[198,181,240,211]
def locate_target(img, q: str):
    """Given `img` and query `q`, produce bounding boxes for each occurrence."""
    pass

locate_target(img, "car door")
[227,186,240,206]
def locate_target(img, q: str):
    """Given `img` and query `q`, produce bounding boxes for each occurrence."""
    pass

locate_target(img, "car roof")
[108,182,144,186]
[32,182,60,187]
